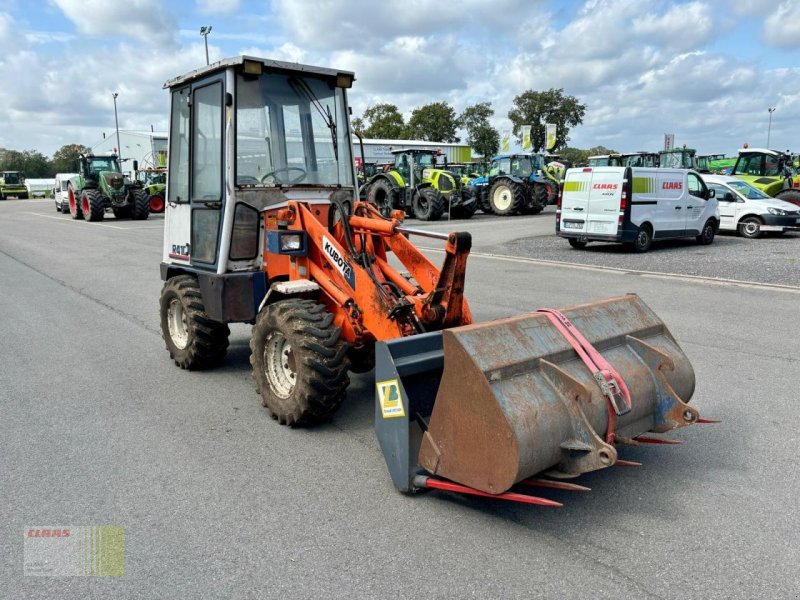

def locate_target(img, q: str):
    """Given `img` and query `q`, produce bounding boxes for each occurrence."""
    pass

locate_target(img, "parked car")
[53,173,79,213]
[557,166,718,252]
[703,175,800,238]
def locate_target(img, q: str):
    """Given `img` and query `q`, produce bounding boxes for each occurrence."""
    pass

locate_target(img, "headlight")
[280,234,303,251]
[767,207,787,215]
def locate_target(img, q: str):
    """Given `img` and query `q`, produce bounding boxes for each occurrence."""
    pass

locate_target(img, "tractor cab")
[621,152,659,168]
[391,149,438,185]
[587,154,622,167]
[1,171,21,184]
[731,148,800,203]
[659,147,697,169]
[81,155,122,180]
[161,55,356,282]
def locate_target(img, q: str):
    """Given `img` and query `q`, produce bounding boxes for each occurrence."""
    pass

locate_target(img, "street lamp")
[112,92,122,162]
[767,107,776,148]
[200,26,212,66]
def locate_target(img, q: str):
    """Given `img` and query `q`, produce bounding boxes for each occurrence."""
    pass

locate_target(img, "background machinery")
[159,56,708,506]
[67,154,149,221]
[0,171,28,199]
[136,167,168,213]
[730,148,800,206]
[484,153,557,215]
[365,149,477,220]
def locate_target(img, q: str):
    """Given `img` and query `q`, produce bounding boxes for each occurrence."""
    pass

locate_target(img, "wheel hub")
[264,332,296,399]
[493,186,512,211]
[167,298,190,349]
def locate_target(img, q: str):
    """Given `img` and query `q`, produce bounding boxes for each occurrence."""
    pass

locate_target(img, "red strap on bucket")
[538,308,632,444]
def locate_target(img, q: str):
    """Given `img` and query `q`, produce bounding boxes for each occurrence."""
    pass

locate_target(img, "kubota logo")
[663,181,682,190]
[322,235,356,288]
[592,183,618,190]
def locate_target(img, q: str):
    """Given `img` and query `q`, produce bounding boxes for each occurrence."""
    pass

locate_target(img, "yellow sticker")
[376,379,405,419]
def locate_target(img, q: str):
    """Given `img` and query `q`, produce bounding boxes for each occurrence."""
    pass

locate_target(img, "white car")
[703,175,800,238]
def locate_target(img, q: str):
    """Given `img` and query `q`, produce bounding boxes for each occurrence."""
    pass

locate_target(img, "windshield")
[727,180,771,200]
[3,172,20,184]
[236,72,353,187]
[88,158,120,173]
[660,152,693,169]
[416,153,436,169]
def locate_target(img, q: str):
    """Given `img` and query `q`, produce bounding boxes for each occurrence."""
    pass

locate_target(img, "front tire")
[412,187,445,221]
[131,188,150,220]
[696,219,716,245]
[488,180,524,215]
[367,178,395,217]
[738,216,762,239]
[68,186,83,220]
[775,189,800,207]
[81,189,105,222]
[149,194,165,213]
[251,299,350,426]
[160,275,230,370]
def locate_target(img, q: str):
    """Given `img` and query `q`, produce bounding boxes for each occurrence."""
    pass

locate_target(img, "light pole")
[112,92,122,161]
[767,107,776,148]
[200,26,212,65]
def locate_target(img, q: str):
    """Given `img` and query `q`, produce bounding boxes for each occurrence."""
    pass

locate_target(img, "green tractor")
[0,171,28,199]
[365,149,477,220]
[730,148,800,206]
[67,154,149,221]
[659,147,698,169]
[135,167,167,213]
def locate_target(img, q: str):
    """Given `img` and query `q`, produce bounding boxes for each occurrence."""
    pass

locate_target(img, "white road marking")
[418,246,800,294]
[23,211,165,231]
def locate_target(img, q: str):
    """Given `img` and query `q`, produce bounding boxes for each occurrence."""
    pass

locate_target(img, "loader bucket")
[375,294,699,496]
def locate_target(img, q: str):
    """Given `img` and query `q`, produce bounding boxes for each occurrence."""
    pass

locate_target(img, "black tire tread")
[82,189,105,222]
[131,188,150,220]
[413,187,445,221]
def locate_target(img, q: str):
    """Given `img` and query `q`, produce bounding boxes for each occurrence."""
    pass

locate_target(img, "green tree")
[557,145,620,166]
[507,88,587,152]
[407,101,459,142]
[359,103,408,139]
[51,144,91,174]
[459,102,499,158]
[0,148,53,177]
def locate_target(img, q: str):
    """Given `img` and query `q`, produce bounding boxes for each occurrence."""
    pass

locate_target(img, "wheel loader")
[730,148,800,207]
[159,56,712,506]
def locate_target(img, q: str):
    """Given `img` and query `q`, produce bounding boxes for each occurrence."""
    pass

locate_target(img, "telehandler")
[159,56,711,505]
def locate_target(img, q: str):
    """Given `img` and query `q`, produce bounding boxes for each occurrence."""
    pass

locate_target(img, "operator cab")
[162,55,356,278]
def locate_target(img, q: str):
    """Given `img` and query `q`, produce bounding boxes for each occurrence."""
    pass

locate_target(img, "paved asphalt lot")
[1,199,799,599]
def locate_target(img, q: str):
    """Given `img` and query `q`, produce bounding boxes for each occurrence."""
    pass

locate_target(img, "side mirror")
[133,160,139,172]
[707,188,715,199]
[723,191,735,201]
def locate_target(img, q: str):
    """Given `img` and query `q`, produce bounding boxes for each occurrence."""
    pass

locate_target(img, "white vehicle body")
[557,166,719,251]
[703,174,800,237]
[53,173,78,212]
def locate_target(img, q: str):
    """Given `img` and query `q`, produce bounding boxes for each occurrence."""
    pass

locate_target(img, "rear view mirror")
[724,192,735,201]
[707,188,715,199]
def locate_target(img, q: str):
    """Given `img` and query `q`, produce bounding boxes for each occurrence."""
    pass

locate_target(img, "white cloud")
[196,0,240,13]
[51,0,175,45]
[763,0,800,47]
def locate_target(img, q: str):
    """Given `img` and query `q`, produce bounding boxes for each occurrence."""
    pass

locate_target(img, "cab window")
[708,184,731,201]
[687,173,707,198]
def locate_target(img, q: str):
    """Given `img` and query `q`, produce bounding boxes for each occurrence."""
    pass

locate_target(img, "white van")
[53,173,78,213]
[703,175,800,238]
[557,167,719,252]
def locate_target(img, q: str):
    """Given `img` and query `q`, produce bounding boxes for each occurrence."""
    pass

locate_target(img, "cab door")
[685,172,709,235]
[189,75,226,270]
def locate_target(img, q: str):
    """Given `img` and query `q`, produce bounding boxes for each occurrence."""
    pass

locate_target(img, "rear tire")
[451,194,477,219]
[81,189,105,222]
[160,275,230,370]
[738,216,762,239]
[775,189,800,207]
[131,188,150,220]
[632,224,653,252]
[696,219,716,245]
[68,186,83,220]
[367,178,395,217]
[488,180,523,215]
[251,299,350,426]
[149,194,165,213]
[568,238,587,249]
[412,187,445,221]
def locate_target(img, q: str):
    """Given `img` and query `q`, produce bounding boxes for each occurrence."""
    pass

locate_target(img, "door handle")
[686,205,693,209]
[675,206,682,210]
[573,207,584,211]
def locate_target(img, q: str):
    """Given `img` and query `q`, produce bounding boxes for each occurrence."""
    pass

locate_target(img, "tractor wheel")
[251,299,350,426]
[488,180,524,215]
[81,189,105,222]
[131,189,150,220]
[160,275,230,370]
[696,219,716,245]
[149,194,165,213]
[775,189,800,207]
[477,187,492,213]
[452,200,477,220]
[68,186,83,220]
[367,178,395,217]
[412,187,445,221]
[738,216,762,239]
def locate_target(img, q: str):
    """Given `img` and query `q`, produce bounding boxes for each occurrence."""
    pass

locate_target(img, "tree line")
[0,144,90,178]
[351,88,587,159]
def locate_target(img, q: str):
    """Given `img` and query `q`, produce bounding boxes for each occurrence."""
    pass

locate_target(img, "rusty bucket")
[375,294,699,496]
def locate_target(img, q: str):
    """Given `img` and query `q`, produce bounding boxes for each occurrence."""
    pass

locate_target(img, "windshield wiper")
[288,77,338,162]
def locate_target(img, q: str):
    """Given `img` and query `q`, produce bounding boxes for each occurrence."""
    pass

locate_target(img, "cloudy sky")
[1,0,798,156]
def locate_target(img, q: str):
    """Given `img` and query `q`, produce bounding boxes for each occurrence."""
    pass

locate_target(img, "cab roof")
[163,55,355,89]
[737,148,783,156]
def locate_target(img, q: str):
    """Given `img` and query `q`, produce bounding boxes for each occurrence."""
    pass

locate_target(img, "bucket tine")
[635,436,682,445]
[415,476,563,507]
[615,459,642,467]
[519,478,591,492]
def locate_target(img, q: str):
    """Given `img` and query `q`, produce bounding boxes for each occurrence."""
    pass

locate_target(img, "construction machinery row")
[156,56,712,507]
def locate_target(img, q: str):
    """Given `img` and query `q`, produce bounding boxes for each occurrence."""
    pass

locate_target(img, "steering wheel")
[260,167,307,185]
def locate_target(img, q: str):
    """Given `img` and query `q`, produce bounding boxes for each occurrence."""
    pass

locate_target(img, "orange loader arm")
[263,201,472,346]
